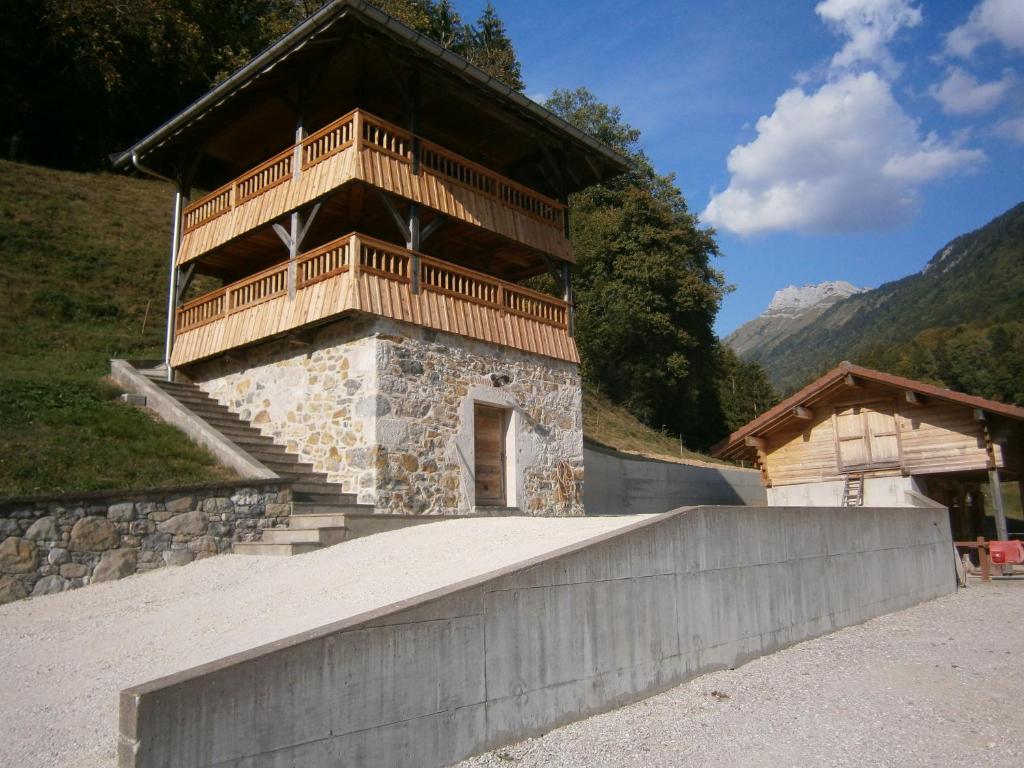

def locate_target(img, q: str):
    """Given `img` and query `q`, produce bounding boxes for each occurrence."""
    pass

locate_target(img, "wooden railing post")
[350,233,361,279]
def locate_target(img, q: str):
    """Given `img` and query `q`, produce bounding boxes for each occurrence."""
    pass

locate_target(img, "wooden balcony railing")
[172,233,575,364]
[181,109,567,238]
[176,233,567,334]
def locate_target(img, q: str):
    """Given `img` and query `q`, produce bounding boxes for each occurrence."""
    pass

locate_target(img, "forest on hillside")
[1,0,778,450]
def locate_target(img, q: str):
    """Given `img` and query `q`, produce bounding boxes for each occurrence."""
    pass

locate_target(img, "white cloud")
[930,67,1016,115]
[946,0,1024,58]
[815,0,922,77]
[702,72,985,236]
[995,116,1024,143]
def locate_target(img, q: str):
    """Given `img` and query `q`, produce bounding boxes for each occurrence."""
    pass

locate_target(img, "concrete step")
[291,481,356,498]
[291,502,367,515]
[262,527,350,546]
[232,541,321,556]
[288,513,353,529]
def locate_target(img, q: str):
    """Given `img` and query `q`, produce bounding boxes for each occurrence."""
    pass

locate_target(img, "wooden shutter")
[835,406,867,468]
[865,404,900,465]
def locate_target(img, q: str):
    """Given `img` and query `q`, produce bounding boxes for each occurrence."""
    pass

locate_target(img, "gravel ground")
[0,515,650,768]
[458,581,1024,768]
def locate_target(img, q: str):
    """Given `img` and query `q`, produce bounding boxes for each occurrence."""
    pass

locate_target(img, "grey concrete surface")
[118,505,954,768]
[583,445,766,514]
[459,582,1024,768]
[109,359,277,480]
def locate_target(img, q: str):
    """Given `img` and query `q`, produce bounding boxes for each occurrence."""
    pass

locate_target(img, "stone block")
[157,510,208,537]
[164,495,195,514]
[0,537,38,574]
[129,519,156,536]
[201,497,234,515]
[69,516,119,552]
[59,563,89,579]
[141,532,172,551]
[0,519,20,538]
[188,536,218,558]
[47,547,69,566]
[163,549,194,567]
[107,502,135,522]
[24,516,59,542]
[31,575,71,596]
[0,575,28,605]
[92,549,137,583]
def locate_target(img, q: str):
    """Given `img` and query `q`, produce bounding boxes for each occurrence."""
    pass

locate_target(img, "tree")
[715,345,777,434]
[462,3,523,90]
[1,0,524,170]
[546,88,729,449]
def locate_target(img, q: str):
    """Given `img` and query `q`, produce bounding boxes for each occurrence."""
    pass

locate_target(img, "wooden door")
[835,406,867,468]
[865,405,900,464]
[474,404,506,506]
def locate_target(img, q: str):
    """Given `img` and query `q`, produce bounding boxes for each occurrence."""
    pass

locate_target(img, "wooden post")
[287,117,307,300]
[408,203,421,294]
[562,262,574,336]
[350,233,361,278]
[989,467,1009,541]
[978,536,991,582]
[163,187,187,381]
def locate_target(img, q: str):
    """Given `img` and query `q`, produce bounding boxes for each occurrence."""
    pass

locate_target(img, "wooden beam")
[376,190,410,242]
[903,390,924,406]
[843,374,860,388]
[793,406,814,420]
[420,215,445,243]
[990,467,1009,541]
[744,436,766,451]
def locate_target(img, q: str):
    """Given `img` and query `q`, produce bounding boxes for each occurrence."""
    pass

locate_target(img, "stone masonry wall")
[190,315,583,516]
[0,481,290,605]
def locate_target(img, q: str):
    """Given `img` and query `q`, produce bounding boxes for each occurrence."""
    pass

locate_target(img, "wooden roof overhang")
[110,0,629,200]
[712,361,1024,463]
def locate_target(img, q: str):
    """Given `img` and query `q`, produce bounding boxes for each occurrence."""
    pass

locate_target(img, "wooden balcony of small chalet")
[178,109,570,268]
[171,232,576,367]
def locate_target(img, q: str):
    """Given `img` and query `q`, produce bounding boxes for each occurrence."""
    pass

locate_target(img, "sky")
[460,0,1024,336]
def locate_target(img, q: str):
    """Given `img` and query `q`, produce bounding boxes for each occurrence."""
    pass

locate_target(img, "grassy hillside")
[583,387,724,466]
[0,160,713,495]
[0,160,232,495]
[742,203,1024,394]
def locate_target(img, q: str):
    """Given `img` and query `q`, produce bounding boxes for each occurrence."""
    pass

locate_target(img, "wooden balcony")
[171,233,578,367]
[178,109,571,266]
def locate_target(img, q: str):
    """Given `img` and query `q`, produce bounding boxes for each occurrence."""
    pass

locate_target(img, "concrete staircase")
[144,376,373,556]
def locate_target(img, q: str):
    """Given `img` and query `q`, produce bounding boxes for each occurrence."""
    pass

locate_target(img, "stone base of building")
[187,315,584,516]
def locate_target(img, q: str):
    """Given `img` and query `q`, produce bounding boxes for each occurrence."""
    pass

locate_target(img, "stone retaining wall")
[0,481,290,604]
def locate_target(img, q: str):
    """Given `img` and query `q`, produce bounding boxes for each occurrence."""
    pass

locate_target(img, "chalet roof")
[109,0,629,193]
[713,362,1024,460]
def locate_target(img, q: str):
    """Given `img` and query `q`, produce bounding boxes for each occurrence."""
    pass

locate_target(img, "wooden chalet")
[111,0,629,518]
[713,362,1024,542]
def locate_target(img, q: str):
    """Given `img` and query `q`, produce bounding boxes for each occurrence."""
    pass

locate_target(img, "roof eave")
[111,0,631,177]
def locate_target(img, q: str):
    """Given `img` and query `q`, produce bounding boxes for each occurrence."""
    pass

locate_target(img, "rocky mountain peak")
[765,281,868,318]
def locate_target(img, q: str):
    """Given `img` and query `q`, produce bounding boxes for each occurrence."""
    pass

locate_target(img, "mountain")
[726,281,868,360]
[727,202,1024,394]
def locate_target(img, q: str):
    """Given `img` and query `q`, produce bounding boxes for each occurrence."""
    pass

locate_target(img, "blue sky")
[461,0,1024,335]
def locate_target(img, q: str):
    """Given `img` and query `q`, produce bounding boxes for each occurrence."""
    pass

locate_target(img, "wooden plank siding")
[170,233,578,367]
[178,109,571,266]
[762,384,999,486]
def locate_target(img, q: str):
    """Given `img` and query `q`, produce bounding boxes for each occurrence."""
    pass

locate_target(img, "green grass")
[0,158,721,495]
[583,386,724,465]
[0,160,232,495]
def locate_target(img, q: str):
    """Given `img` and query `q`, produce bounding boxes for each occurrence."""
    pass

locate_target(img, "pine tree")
[463,3,524,90]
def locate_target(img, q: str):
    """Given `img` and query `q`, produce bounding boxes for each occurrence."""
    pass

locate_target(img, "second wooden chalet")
[111,1,628,518]
[713,363,1024,542]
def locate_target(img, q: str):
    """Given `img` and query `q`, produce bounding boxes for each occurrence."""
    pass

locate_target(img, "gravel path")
[0,515,650,768]
[458,581,1024,768]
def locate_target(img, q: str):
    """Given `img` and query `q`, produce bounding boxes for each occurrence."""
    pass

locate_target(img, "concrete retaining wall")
[119,504,953,768]
[582,445,766,514]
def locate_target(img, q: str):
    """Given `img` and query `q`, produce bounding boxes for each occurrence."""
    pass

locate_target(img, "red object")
[989,540,1024,565]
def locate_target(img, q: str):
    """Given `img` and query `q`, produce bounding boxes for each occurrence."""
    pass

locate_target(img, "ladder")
[842,473,864,507]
